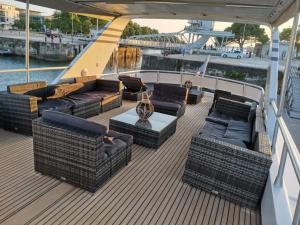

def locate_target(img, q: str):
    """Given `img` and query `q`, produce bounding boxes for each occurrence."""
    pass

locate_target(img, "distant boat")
[0,49,13,56]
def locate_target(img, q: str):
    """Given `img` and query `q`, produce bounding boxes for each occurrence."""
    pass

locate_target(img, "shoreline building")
[0,4,20,30]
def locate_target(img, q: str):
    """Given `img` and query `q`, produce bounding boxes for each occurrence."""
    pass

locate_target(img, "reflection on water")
[0,47,143,90]
[104,47,142,73]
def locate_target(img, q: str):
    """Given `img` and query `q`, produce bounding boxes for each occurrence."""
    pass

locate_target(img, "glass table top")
[110,108,177,132]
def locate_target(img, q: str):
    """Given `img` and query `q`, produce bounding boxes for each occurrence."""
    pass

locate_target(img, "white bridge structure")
[120,20,234,51]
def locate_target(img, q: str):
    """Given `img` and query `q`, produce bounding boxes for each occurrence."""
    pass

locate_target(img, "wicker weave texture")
[32,118,132,192]
[183,107,272,209]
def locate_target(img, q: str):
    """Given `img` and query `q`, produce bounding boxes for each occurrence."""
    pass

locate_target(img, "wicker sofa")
[150,83,188,117]
[33,110,133,192]
[0,76,122,135]
[118,75,148,101]
[183,97,272,209]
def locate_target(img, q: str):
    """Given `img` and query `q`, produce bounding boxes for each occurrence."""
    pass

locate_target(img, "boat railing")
[102,69,264,104]
[0,66,68,74]
[270,100,300,224]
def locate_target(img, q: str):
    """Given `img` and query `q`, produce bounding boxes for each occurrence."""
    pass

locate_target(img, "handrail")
[0,67,264,95]
[271,99,300,225]
[102,69,264,94]
[0,66,68,74]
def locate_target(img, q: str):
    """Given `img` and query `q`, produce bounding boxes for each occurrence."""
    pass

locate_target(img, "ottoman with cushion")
[118,75,148,101]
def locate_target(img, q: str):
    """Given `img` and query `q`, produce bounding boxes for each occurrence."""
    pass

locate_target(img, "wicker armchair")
[0,82,45,135]
[150,83,188,117]
[183,98,272,209]
[33,110,133,192]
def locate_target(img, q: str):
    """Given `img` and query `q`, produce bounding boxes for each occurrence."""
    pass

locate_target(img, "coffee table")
[109,108,177,149]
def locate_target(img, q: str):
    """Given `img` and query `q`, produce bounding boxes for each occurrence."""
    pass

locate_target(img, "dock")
[144,53,291,72]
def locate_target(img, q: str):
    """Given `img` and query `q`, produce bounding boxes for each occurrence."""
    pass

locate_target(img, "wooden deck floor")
[0,95,261,225]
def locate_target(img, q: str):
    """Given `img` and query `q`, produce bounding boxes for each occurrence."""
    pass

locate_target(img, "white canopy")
[18,0,297,27]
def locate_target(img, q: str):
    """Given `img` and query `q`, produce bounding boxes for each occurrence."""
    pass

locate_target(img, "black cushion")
[224,120,251,146]
[218,137,248,148]
[67,93,101,106]
[103,138,127,156]
[208,111,231,122]
[118,75,146,92]
[248,102,257,123]
[42,110,107,135]
[107,130,133,146]
[73,80,97,94]
[84,90,118,100]
[153,83,187,102]
[38,99,74,115]
[205,116,229,126]
[200,121,227,139]
[25,87,47,99]
[151,99,181,111]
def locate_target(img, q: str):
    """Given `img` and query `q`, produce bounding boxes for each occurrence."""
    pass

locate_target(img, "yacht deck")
[0,95,261,225]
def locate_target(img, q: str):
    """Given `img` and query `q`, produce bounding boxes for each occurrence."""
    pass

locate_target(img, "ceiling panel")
[17,0,297,26]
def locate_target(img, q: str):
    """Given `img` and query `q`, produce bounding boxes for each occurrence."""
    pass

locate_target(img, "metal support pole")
[215,78,218,90]
[96,18,99,34]
[267,27,279,141]
[293,192,300,225]
[71,13,74,43]
[25,0,30,83]
[274,143,288,186]
[278,14,299,115]
[272,12,299,150]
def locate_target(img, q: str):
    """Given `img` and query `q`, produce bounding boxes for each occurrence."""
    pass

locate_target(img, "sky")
[0,0,294,37]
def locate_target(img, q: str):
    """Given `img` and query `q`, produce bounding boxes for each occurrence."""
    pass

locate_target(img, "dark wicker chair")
[209,89,255,114]
[150,83,188,117]
[183,97,272,209]
[118,75,148,101]
[32,110,133,192]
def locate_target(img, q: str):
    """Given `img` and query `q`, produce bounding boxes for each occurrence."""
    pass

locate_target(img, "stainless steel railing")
[0,66,68,74]
[271,99,300,225]
[102,69,264,104]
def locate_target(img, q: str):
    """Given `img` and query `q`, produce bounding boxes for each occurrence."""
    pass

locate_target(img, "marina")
[1,1,300,225]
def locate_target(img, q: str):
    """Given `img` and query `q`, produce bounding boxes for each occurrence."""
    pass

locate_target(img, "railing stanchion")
[274,143,288,187]
[215,78,218,90]
[272,121,279,153]
[292,192,300,225]
[242,84,245,97]
[180,73,183,86]
[157,71,160,83]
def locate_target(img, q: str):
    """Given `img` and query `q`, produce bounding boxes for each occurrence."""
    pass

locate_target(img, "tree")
[224,23,269,49]
[13,16,43,31]
[280,27,300,55]
[280,28,292,41]
[121,21,159,38]
[48,11,107,35]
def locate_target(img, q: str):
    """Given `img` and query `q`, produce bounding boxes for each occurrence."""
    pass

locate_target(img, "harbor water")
[0,48,143,90]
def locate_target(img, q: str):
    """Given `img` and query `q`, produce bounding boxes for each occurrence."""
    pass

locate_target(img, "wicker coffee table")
[109,108,177,149]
